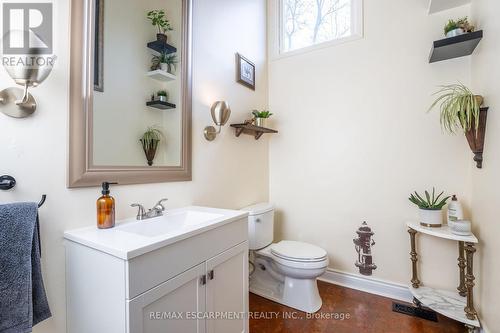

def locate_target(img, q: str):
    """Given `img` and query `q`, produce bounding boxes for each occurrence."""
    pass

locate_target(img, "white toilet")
[241,203,329,313]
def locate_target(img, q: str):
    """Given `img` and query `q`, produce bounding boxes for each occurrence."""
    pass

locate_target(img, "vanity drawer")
[126,218,248,299]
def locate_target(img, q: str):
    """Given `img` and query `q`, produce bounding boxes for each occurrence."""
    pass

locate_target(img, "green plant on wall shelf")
[151,52,178,73]
[147,10,173,35]
[252,110,273,118]
[428,83,483,133]
[444,17,475,36]
[409,188,450,210]
[140,126,164,166]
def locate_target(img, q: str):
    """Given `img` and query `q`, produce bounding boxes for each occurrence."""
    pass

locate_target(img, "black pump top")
[452,195,458,201]
[101,182,118,195]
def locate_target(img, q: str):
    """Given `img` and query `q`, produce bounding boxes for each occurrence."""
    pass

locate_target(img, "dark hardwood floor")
[249,280,466,333]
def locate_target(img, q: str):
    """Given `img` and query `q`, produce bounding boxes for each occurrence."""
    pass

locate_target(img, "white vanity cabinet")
[65,207,249,333]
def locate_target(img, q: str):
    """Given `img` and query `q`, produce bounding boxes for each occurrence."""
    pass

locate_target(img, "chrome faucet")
[131,199,168,220]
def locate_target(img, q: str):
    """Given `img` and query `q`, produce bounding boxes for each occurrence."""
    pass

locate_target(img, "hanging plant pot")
[465,107,488,169]
[141,139,160,166]
[157,33,168,43]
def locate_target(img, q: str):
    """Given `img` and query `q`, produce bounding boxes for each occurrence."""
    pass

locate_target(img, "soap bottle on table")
[97,182,117,229]
[447,195,463,227]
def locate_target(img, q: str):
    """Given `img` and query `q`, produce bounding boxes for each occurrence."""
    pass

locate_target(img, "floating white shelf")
[409,286,480,327]
[146,69,176,82]
[406,221,478,243]
[428,0,471,14]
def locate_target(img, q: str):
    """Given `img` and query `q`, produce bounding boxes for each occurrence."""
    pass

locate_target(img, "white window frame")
[270,0,363,60]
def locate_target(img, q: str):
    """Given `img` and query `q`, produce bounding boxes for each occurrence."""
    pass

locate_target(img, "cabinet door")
[206,241,249,333]
[127,263,206,333]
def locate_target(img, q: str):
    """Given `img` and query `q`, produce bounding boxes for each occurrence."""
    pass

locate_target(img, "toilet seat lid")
[270,241,327,262]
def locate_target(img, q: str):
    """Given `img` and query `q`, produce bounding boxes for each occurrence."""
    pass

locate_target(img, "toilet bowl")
[241,203,329,313]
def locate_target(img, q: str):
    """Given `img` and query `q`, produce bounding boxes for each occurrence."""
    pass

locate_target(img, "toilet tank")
[241,203,274,250]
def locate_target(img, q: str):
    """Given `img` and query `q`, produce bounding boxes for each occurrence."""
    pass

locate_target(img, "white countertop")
[64,206,248,260]
[406,221,478,243]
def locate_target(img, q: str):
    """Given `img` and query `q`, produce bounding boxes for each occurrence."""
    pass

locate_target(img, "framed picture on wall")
[236,53,255,90]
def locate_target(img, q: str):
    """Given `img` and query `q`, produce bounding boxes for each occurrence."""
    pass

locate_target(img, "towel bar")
[1,174,47,208]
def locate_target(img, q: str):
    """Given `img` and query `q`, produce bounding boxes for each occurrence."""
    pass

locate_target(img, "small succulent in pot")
[146,10,173,42]
[140,126,164,166]
[444,17,475,37]
[156,90,168,102]
[252,110,273,127]
[409,188,450,227]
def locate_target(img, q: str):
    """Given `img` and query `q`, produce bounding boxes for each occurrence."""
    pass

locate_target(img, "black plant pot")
[141,139,160,166]
[156,33,168,43]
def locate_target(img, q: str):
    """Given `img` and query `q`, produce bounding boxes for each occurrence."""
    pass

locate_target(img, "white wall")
[268,0,474,289]
[470,0,500,331]
[0,0,268,332]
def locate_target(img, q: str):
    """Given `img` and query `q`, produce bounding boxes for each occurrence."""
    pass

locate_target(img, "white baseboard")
[318,268,413,303]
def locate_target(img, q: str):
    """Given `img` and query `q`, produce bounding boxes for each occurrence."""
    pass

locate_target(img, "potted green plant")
[444,17,475,38]
[409,188,450,227]
[428,83,483,133]
[156,90,168,102]
[163,53,177,74]
[252,110,273,128]
[140,127,164,166]
[151,52,177,73]
[146,10,173,42]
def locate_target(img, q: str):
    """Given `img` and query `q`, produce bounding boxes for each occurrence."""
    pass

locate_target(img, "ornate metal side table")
[406,221,480,332]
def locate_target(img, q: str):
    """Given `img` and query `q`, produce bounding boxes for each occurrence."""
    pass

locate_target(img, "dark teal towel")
[0,202,51,333]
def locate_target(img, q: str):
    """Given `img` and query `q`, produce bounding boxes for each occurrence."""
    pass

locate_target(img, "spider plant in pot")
[151,52,177,73]
[428,83,486,167]
[140,127,164,166]
[146,10,173,42]
[409,188,450,227]
[156,90,168,102]
[252,110,273,128]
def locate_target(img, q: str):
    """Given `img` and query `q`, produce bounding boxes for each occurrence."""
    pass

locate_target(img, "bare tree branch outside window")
[282,0,353,52]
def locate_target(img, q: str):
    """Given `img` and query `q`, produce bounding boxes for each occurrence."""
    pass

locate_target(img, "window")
[280,0,362,54]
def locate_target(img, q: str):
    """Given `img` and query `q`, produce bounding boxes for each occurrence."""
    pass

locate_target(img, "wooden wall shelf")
[147,40,177,54]
[146,70,176,82]
[465,107,488,169]
[429,30,483,63]
[427,0,471,15]
[146,100,176,110]
[230,123,278,140]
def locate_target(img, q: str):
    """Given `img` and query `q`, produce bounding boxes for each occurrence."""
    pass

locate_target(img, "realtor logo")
[2,3,53,55]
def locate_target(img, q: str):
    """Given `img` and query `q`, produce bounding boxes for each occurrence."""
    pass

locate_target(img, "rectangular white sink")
[64,206,248,259]
[118,210,224,237]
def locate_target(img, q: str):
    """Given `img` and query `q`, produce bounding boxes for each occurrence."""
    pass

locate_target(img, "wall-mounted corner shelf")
[146,100,176,110]
[427,0,471,15]
[230,123,278,140]
[146,70,176,82]
[429,30,483,63]
[465,107,489,169]
[147,40,177,54]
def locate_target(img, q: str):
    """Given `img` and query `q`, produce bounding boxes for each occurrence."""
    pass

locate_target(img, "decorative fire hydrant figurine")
[353,221,377,276]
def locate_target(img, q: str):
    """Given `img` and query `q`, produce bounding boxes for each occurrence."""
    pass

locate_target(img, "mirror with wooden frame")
[69,0,192,187]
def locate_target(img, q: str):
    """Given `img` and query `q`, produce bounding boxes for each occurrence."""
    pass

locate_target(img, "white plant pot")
[160,63,169,72]
[419,209,443,227]
[446,28,465,38]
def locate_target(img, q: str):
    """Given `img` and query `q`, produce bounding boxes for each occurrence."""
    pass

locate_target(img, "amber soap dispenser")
[97,182,117,229]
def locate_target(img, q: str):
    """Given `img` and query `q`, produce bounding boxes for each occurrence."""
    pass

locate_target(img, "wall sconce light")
[204,101,231,141]
[0,50,56,118]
